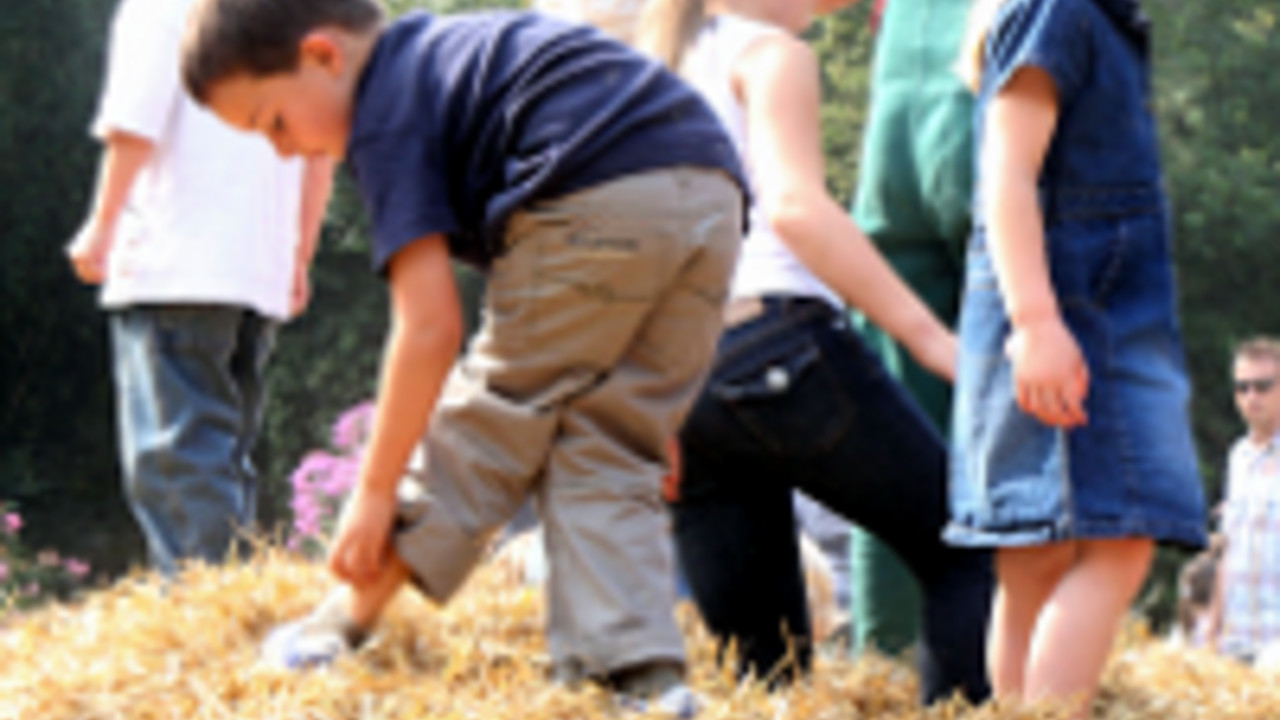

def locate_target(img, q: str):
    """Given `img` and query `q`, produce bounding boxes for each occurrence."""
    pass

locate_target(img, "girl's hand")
[1004,317,1089,428]
[328,485,397,587]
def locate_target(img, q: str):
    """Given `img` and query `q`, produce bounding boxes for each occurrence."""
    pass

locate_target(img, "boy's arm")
[328,234,463,586]
[66,131,155,284]
[289,156,336,317]
[982,66,1088,428]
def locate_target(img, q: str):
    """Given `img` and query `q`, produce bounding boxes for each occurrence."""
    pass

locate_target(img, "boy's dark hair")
[182,0,383,103]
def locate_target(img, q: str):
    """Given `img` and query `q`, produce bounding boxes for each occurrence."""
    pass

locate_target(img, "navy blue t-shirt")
[346,10,747,272]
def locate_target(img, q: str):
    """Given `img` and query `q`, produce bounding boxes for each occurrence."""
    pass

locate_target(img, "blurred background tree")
[1,0,1275,627]
[0,0,136,572]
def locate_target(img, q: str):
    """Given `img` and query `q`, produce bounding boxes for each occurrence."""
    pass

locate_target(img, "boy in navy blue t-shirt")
[182,0,745,711]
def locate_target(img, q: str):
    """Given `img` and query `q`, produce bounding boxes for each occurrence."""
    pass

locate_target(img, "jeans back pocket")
[695,326,853,457]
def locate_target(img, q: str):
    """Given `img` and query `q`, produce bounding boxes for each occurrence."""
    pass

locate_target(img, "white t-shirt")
[680,14,842,308]
[93,0,304,320]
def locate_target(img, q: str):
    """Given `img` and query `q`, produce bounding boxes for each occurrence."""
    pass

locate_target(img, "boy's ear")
[299,31,345,75]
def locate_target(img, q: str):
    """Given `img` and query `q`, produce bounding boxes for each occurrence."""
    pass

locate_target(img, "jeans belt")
[722,296,766,330]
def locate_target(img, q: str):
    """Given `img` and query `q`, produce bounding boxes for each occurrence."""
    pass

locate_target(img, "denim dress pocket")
[688,322,853,458]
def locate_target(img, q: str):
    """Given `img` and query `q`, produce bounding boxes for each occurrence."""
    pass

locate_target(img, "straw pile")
[1,550,1275,720]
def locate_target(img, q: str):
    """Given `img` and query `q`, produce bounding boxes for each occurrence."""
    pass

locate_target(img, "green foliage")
[1149,0,1280,503]
[0,502,93,614]
[1138,2,1280,626]
[0,0,138,574]
[811,3,875,204]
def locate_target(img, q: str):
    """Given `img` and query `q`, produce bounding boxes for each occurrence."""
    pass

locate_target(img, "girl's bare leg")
[1023,537,1153,719]
[988,543,1075,699]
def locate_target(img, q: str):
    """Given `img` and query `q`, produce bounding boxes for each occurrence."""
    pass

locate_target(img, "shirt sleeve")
[985,0,1093,105]
[349,130,461,276]
[90,0,186,141]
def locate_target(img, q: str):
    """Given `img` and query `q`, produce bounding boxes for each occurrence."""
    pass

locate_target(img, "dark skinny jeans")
[671,295,992,704]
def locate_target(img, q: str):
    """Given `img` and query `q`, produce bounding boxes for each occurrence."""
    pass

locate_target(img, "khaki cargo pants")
[394,168,742,677]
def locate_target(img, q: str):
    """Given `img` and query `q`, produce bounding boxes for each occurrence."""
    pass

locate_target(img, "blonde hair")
[957,0,1008,91]
[635,0,706,71]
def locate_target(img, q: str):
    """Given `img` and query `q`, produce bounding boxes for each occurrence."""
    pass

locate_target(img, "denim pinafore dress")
[945,0,1207,550]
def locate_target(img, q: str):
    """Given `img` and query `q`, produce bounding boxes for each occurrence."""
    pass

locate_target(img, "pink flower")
[63,558,90,579]
[0,562,9,582]
[319,457,359,497]
[331,401,375,453]
[3,512,21,535]
[291,451,337,491]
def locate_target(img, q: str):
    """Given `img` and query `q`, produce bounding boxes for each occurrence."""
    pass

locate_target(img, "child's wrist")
[355,468,401,497]
[1009,300,1061,330]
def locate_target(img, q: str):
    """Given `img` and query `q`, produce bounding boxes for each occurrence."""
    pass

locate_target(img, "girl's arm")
[734,33,955,380]
[328,234,463,586]
[982,66,1088,427]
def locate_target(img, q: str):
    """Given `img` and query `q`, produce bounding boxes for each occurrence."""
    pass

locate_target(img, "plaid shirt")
[1221,431,1280,659]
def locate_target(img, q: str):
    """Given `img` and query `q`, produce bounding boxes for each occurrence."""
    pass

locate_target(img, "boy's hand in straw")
[328,484,398,586]
[1004,315,1089,428]
[65,220,115,285]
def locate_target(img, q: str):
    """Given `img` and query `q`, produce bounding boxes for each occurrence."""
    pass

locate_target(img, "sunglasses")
[1235,378,1277,395]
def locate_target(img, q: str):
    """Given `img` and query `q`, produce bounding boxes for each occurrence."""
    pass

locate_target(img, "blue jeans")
[110,305,277,575]
[670,296,991,703]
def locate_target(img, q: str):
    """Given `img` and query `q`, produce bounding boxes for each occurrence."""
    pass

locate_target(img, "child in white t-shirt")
[66,0,332,575]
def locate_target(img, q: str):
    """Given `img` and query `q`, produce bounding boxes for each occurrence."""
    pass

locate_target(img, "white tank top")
[681,14,843,308]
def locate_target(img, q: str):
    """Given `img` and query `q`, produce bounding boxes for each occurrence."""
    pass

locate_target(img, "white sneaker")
[260,618,354,670]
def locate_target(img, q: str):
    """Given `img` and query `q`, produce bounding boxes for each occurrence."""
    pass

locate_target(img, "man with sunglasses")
[1209,336,1280,663]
